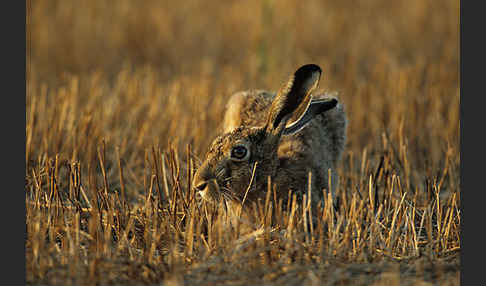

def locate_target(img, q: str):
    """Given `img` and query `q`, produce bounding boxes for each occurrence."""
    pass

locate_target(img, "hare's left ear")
[265,64,322,137]
[283,97,337,135]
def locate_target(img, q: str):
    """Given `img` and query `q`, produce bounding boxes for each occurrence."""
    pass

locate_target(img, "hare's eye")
[230,145,249,161]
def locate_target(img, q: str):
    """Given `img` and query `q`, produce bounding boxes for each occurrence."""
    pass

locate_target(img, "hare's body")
[193,64,346,223]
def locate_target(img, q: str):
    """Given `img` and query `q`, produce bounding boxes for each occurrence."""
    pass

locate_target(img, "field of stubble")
[26,0,460,285]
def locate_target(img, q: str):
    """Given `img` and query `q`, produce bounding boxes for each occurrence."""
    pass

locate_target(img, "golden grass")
[26,0,460,284]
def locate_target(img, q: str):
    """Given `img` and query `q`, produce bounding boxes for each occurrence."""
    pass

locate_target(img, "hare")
[193,64,346,221]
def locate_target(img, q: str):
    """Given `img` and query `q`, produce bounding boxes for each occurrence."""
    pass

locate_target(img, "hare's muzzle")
[194,178,220,202]
[193,163,221,202]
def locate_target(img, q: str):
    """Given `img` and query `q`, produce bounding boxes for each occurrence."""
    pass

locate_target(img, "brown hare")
[193,64,347,223]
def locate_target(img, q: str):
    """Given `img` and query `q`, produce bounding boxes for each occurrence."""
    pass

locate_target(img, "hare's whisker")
[215,168,226,179]
[222,176,233,182]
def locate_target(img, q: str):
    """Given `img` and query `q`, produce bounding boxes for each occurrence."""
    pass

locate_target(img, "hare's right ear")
[265,64,322,137]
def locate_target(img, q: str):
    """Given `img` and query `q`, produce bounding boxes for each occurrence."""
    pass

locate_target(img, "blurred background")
[26,0,459,187]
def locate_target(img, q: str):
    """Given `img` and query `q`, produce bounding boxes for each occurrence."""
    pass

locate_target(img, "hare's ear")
[265,64,322,136]
[283,97,338,135]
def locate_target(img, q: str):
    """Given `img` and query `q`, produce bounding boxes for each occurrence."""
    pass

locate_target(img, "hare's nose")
[195,182,208,191]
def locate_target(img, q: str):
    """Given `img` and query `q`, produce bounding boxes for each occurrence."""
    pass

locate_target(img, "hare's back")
[223,90,274,133]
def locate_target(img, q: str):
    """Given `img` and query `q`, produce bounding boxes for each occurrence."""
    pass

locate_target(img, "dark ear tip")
[295,64,322,78]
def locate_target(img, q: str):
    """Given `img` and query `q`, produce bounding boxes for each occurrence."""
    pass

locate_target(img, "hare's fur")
[224,90,346,201]
[193,65,347,220]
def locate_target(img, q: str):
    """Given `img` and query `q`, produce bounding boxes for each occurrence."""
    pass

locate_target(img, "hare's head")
[193,64,337,206]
